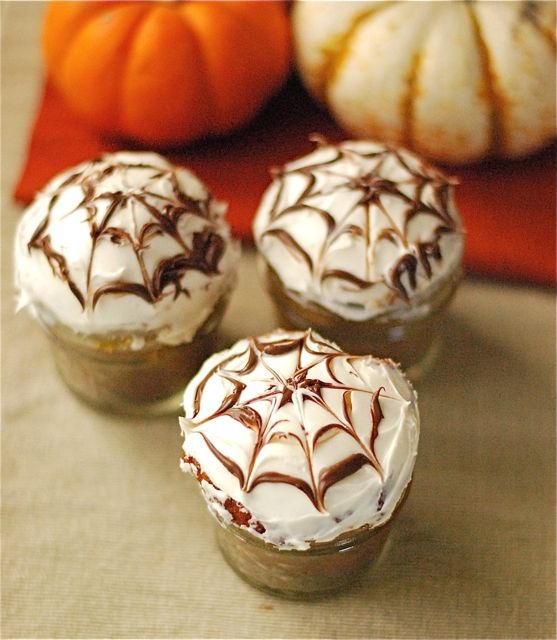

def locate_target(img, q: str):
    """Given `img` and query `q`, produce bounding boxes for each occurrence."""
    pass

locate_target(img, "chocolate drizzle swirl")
[187,330,390,514]
[259,139,462,303]
[26,156,226,310]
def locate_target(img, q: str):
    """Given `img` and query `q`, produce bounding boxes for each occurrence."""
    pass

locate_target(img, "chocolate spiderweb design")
[27,158,225,310]
[186,331,389,513]
[262,138,461,302]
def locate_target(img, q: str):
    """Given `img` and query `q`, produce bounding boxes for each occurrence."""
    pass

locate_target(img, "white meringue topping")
[14,151,240,346]
[253,139,464,321]
[180,329,419,550]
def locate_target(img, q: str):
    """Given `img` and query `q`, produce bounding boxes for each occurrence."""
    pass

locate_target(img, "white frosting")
[14,152,240,346]
[180,329,419,550]
[253,139,464,321]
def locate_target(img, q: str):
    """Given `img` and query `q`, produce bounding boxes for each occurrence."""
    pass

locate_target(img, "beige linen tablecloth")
[2,3,555,639]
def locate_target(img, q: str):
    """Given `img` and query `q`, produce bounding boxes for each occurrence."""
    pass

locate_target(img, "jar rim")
[217,517,392,556]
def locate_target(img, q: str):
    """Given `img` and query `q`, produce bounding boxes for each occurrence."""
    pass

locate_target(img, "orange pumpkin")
[42,1,291,146]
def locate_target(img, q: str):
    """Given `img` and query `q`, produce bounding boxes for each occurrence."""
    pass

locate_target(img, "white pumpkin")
[292,0,556,164]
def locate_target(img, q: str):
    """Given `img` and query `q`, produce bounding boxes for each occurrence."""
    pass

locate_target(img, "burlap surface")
[2,4,555,638]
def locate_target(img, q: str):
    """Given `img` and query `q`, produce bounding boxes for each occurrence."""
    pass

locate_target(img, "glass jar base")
[401,332,442,382]
[218,549,358,600]
[45,327,215,417]
[264,264,457,383]
[58,373,185,417]
[215,522,391,600]
[35,294,231,416]
[275,303,443,383]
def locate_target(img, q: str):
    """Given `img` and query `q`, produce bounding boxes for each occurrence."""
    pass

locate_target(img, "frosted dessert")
[180,329,419,597]
[253,137,465,378]
[14,151,240,414]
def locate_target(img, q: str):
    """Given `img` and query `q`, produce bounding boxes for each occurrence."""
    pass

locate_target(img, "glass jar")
[215,519,393,599]
[36,297,228,416]
[265,265,462,381]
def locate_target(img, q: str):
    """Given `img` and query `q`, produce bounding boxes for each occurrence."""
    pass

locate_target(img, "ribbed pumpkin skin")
[43,1,291,146]
[293,0,556,164]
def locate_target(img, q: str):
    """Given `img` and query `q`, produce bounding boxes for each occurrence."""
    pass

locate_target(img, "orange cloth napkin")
[14,78,556,286]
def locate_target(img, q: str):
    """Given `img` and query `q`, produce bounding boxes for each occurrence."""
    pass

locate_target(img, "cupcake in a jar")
[180,329,419,598]
[14,151,240,415]
[253,137,465,379]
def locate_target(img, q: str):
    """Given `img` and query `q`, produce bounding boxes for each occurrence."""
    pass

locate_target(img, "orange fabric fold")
[13,78,556,286]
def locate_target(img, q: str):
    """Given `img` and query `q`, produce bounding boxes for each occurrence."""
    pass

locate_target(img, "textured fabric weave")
[2,4,555,638]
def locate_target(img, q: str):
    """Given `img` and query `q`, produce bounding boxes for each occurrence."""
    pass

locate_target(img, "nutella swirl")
[253,138,464,321]
[180,329,419,550]
[15,152,239,345]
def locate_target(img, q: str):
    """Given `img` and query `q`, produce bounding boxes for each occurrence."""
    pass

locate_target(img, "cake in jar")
[180,329,419,598]
[253,137,465,379]
[14,151,240,415]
